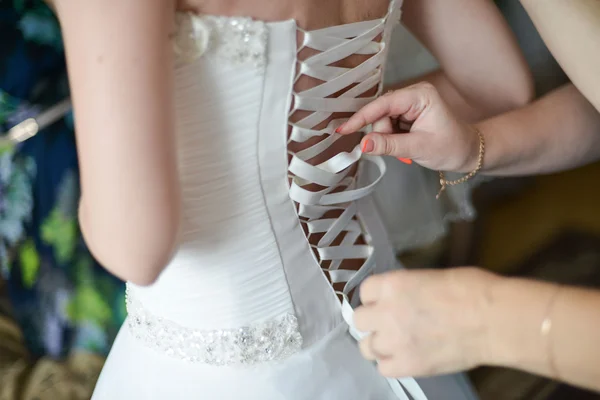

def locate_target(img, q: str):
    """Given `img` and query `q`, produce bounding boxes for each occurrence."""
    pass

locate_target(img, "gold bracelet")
[541,285,562,380]
[436,128,485,199]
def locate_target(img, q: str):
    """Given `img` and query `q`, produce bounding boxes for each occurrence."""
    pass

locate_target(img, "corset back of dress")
[127,3,403,354]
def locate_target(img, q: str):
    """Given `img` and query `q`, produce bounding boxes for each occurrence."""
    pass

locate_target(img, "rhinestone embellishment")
[173,13,268,68]
[125,288,303,366]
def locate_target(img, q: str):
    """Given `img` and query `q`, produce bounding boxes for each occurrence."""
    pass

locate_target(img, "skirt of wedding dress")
[93,319,478,400]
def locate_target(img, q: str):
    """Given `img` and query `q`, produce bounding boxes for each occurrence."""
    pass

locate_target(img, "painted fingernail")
[335,123,346,133]
[362,139,374,153]
[398,158,413,164]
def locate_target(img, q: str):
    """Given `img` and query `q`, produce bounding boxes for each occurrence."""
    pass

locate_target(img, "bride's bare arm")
[54,0,180,285]
[400,0,534,121]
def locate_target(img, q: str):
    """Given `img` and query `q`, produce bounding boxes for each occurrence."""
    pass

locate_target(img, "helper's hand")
[337,82,481,173]
[354,267,499,377]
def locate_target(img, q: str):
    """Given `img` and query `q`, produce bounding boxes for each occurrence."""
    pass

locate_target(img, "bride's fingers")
[336,85,429,135]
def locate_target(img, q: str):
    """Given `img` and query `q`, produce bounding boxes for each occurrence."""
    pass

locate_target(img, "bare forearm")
[476,84,600,176]
[485,276,600,391]
[520,0,600,111]
[401,0,534,122]
[387,70,496,122]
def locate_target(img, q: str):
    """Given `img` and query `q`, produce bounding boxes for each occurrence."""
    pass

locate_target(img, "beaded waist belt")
[125,287,303,367]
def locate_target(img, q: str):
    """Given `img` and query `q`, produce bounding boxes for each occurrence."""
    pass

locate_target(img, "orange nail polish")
[335,123,345,133]
[362,139,374,153]
[398,158,413,164]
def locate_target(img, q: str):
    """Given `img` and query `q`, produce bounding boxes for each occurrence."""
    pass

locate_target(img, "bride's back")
[126,0,401,331]
[172,0,394,283]
[92,2,415,397]
[179,0,391,29]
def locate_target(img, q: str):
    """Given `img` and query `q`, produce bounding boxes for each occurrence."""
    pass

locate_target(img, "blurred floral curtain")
[0,0,125,358]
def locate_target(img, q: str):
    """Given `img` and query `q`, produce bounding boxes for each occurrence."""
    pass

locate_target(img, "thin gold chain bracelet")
[436,127,485,199]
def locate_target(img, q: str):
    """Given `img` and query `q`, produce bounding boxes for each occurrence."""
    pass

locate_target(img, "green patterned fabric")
[0,0,125,358]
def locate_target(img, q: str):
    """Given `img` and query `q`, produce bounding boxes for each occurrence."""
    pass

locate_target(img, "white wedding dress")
[92,1,479,399]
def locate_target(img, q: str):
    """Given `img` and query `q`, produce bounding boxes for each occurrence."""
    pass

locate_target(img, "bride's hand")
[353,267,499,377]
[336,82,481,173]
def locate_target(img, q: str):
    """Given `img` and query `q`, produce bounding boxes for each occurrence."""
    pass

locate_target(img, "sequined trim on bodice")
[126,286,302,366]
[173,13,268,67]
